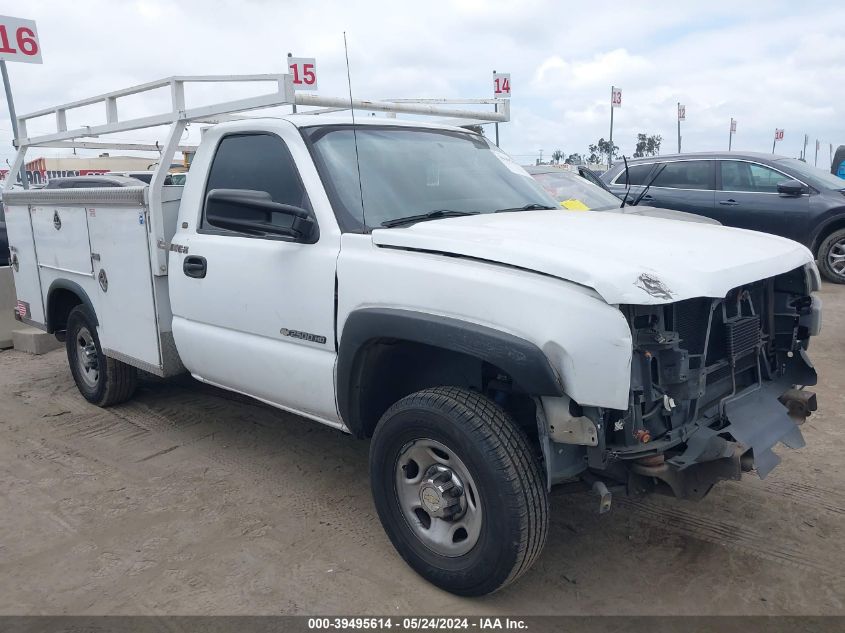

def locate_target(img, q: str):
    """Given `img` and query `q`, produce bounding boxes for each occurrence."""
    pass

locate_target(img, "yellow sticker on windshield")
[560,199,590,211]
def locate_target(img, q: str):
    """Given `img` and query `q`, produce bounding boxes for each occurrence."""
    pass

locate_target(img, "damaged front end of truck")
[544,264,821,503]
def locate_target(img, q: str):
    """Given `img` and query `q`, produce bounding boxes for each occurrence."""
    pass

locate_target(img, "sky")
[1,0,843,169]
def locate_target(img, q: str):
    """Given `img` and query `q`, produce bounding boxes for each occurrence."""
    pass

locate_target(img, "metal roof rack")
[5,73,510,277]
[13,73,508,150]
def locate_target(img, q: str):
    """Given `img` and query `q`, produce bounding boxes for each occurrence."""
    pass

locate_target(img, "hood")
[371,211,814,305]
[608,205,721,225]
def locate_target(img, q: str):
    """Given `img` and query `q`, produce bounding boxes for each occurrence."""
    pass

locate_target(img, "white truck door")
[169,128,341,426]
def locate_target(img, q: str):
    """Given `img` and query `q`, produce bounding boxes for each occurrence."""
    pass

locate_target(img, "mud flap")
[722,389,805,478]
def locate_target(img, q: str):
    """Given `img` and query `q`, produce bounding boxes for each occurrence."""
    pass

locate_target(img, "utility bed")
[5,184,184,375]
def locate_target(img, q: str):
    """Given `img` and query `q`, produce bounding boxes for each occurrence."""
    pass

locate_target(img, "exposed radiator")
[726,315,762,365]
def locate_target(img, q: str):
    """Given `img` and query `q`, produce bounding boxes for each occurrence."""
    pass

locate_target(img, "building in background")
[1,155,163,186]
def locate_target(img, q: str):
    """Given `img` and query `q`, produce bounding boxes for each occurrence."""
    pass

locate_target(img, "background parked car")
[107,170,174,185]
[525,165,719,224]
[832,145,845,179]
[602,152,845,283]
[44,175,148,189]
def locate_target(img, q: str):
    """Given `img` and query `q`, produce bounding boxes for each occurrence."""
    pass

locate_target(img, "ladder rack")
[4,73,511,278]
[12,73,509,151]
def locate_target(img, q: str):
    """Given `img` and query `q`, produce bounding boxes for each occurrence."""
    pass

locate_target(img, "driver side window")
[202,133,312,233]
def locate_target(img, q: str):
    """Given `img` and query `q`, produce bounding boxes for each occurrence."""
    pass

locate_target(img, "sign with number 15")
[0,15,42,64]
[287,57,318,91]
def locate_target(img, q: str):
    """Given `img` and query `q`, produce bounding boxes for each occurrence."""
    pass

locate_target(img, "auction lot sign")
[0,14,41,64]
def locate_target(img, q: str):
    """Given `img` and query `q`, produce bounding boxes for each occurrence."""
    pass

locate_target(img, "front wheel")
[66,305,138,407]
[369,387,548,596]
[817,227,845,284]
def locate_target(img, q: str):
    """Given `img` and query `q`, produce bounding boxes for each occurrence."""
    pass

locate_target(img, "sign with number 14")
[493,72,511,97]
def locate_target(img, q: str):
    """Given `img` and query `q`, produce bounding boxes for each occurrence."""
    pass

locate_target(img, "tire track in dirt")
[616,496,842,580]
[47,380,378,550]
[757,478,845,516]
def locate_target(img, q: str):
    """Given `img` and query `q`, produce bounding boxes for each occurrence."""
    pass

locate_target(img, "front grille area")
[673,298,710,355]
[618,265,812,456]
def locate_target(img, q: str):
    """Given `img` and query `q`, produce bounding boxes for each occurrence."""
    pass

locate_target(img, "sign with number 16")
[0,15,42,64]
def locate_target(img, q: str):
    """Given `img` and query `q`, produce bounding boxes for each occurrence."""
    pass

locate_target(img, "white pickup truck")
[4,76,821,596]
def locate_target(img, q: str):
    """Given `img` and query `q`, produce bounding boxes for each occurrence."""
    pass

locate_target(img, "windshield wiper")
[494,203,557,213]
[380,209,479,228]
[621,155,630,207]
[631,163,666,206]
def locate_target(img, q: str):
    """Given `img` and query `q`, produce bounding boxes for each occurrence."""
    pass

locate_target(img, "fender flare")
[337,307,564,436]
[46,279,98,333]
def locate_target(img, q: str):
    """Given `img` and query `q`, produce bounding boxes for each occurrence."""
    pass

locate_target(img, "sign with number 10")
[287,57,318,91]
[0,15,41,64]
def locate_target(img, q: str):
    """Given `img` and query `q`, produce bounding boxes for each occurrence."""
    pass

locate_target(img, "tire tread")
[374,386,548,594]
[66,305,137,407]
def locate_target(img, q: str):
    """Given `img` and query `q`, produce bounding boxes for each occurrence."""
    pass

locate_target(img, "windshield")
[305,126,556,230]
[530,170,622,211]
[774,158,845,190]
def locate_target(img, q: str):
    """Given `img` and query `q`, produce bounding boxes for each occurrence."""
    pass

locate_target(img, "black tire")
[817,228,845,284]
[369,386,548,596]
[66,305,137,406]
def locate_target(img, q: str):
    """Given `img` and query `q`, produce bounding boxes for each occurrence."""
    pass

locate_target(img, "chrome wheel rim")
[76,327,99,389]
[394,438,482,557]
[828,238,845,278]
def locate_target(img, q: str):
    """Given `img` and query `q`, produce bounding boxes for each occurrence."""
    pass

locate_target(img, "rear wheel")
[817,228,845,283]
[369,387,548,596]
[66,306,137,406]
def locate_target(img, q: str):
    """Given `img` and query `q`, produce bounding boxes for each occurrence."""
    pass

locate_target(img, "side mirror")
[777,180,805,196]
[205,189,315,240]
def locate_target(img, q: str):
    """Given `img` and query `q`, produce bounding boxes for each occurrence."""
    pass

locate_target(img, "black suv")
[602,152,845,283]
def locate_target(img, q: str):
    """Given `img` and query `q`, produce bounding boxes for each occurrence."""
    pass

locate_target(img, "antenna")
[343,32,367,227]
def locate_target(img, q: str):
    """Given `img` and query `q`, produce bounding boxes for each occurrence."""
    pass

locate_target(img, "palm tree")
[551,149,564,165]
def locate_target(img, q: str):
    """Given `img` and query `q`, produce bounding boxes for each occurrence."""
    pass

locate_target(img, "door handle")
[183,255,207,278]
[640,194,653,200]
[719,199,739,206]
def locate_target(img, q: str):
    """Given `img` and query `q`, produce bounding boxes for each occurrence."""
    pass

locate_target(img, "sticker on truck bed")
[16,300,30,319]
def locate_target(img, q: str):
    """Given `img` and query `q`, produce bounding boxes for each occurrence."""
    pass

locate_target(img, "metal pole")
[815,140,819,167]
[728,119,733,151]
[802,134,808,161]
[772,132,776,154]
[677,102,681,153]
[493,70,499,147]
[1,60,28,189]
[287,53,297,113]
[608,86,614,169]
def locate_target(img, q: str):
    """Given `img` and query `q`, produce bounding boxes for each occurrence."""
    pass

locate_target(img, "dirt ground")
[0,285,843,616]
